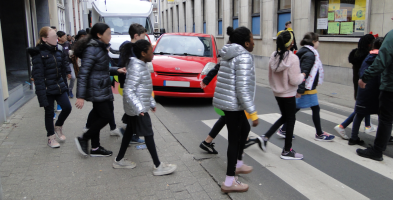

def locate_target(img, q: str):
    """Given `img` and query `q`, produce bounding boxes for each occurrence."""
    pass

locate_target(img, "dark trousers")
[208,116,226,138]
[86,101,116,130]
[374,91,393,153]
[224,111,250,176]
[264,97,296,151]
[82,101,112,148]
[281,105,323,136]
[44,92,72,137]
[342,112,371,128]
[350,113,367,140]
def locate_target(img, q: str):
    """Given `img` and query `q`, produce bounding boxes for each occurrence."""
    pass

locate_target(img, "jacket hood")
[364,53,377,65]
[270,51,293,73]
[219,44,250,61]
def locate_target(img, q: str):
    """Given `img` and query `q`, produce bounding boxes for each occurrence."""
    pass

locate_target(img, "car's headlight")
[201,62,216,75]
[147,62,154,73]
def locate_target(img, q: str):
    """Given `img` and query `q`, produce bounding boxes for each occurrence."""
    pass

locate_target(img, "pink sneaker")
[221,179,249,193]
[48,135,60,148]
[55,126,66,142]
[235,164,253,175]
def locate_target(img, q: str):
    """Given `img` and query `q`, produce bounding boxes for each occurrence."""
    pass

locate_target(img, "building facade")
[160,0,393,86]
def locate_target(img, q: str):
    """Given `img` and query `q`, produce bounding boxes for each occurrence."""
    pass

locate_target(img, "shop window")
[218,0,223,35]
[233,0,239,29]
[278,0,291,32]
[252,0,261,35]
[315,0,367,36]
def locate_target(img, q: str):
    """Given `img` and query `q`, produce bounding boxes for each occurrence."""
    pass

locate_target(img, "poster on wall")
[352,8,366,20]
[328,12,335,21]
[320,1,329,18]
[355,0,367,8]
[335,9,347,21]
[340,22,354,34]
[355,20,365,32]
[317,18,328,29]
[328,0,340,11]
[328,22,340,34]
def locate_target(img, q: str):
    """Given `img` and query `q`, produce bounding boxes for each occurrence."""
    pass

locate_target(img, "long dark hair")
[274,31,292,68]
[355,34,375,58]
[120,40,151,66]
[73,23,110,58]
[227,26,251,48]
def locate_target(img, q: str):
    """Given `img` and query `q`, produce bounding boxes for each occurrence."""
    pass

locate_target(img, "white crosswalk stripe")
[202,118,369,200]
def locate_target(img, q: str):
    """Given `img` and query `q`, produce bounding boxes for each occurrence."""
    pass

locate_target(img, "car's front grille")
[153,86,204,93]
[156,72,199,77]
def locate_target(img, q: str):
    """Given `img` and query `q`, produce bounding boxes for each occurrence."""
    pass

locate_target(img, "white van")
[91,0,156,64]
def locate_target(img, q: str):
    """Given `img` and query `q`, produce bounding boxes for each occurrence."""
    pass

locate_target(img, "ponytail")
[120,39,151,66]
[274,31,292,70]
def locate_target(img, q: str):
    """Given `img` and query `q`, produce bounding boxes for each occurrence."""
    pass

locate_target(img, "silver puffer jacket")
[213,44,256,114]
[123,58,156,116]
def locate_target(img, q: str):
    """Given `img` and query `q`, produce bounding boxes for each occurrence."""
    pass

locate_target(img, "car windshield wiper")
[172,53,203,57]
[112,31,123,35]
[154,52,172,55]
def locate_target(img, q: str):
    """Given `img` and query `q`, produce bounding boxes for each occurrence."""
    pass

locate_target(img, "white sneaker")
[110,128,122,137]
[48,135,60,148]
[153,162,177,176]
[113,158,136,169]
[334,125,349,140]
[365,125,377,134]
[82,127,89,134]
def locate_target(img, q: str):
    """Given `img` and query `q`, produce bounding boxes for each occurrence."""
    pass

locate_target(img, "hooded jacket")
[123,57,156,116]
[76,39,119,102]
[213,44,257,120]
[268,51,304,97]
[296,47,319,94]
[27,43,69,107]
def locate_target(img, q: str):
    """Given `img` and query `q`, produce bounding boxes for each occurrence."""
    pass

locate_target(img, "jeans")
[264,97,296,151]
[43,92,72,136]
[350,113,367,140]
[281,105,323,135]
[341,112,371,128]
[208,116,226,138]
[224,111,250,176]
[68,64,76,91]
[82,101,113,148]
[374,91,393,153]
[86,101,116,130]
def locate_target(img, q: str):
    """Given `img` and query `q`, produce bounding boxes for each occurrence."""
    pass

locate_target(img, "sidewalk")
[0,94,230,200]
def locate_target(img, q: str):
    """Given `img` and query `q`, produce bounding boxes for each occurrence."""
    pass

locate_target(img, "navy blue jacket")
[355,53,380,115]
[27,44,69,107]
[296,47,319,94]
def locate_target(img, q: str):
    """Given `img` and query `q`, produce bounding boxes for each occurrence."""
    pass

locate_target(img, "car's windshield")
[103,17,153,35]
[154,36,213,57]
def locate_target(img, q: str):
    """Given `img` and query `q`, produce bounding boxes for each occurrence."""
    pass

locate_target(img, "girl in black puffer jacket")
[73,23,126,157]
[27,26,72,148]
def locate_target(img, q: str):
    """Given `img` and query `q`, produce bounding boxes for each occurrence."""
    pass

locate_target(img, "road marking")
[258,113,393,181]
[202,119,368,200]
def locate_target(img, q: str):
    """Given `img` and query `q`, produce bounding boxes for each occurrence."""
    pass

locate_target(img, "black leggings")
[208,116,226,138]
[281,105,323,136]
[224,111,250,176]
[264,97,297,151]
[86,101,116,130]
[82,101,112,148]
[116,114,160,167]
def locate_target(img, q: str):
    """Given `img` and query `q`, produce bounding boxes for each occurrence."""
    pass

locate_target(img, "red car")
[150,33,219,98]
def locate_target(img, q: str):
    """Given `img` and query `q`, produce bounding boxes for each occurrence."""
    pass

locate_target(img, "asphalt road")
[155,84,393,200]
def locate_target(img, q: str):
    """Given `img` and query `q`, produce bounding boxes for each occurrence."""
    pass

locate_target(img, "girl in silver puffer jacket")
[112,40,177,176]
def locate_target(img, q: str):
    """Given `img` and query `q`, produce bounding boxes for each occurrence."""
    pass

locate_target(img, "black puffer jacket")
[76,39,119,102]
[296,47,319,94]
[27,44,69,107]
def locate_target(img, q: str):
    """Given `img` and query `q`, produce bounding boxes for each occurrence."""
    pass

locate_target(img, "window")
[177,5,180,32]
[162,11,164,29]
[191,0,195,33]
[203,0,206,34]
[233,0,239,29]
[154,35,213,57]
[155,16,158,23]
[218,0,223,35]
[251,0,260,35]
[183,2,186,32]
[315,0,366,36]
[166,10,168,32]
[103,17,153,34]
[171,7,174,32]
[277,0,291,32]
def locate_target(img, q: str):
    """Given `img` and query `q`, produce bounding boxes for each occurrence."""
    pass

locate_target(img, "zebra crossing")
[201,110,393,200]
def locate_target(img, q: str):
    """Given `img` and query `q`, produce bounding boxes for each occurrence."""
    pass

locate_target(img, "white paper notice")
[317,18,328,30]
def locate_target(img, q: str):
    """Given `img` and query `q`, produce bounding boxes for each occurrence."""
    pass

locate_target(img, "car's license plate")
[163,81,190,87]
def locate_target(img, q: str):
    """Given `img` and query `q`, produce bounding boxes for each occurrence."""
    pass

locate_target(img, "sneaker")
[90,146,113,157]
[276,128,295,139]
[48,135,60,148]
[244,138,256,149]
[69,90,74,98]
[256,135,268,152]
[221,179,249,193]
[53,112,56,120]
[348,138,365,146]
[113,158,136,169]
[280,149,303,160]
[82,127,89,134]
[314,132,335,142]
[199,141,218,154]
[153,162,177,176]
[129,135,145,144]
[57,105,62,112]
[235,164,253,175]
[356,145,383,161]
[334,125,349,140]
[109,128,122,137]
[74,137,88,156]
[364,126,377,134]
[54,126,66,142]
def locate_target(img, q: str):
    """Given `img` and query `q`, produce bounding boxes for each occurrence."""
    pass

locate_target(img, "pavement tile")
[186,182,204,193]
[190,191,211,200]
[173,190,192,199]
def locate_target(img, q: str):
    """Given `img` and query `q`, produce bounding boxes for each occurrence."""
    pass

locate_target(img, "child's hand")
[151,107,156,112]
[67,74,72,80]
[140,112,145,116]
[296,93,302,98]
[117,67,127,74]
[200,81,207,89]
[75,98,84,109]
[252,119,259,127]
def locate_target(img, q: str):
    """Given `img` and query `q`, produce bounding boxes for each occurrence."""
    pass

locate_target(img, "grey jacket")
[123,57,156,116]
[213,44,256,114]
